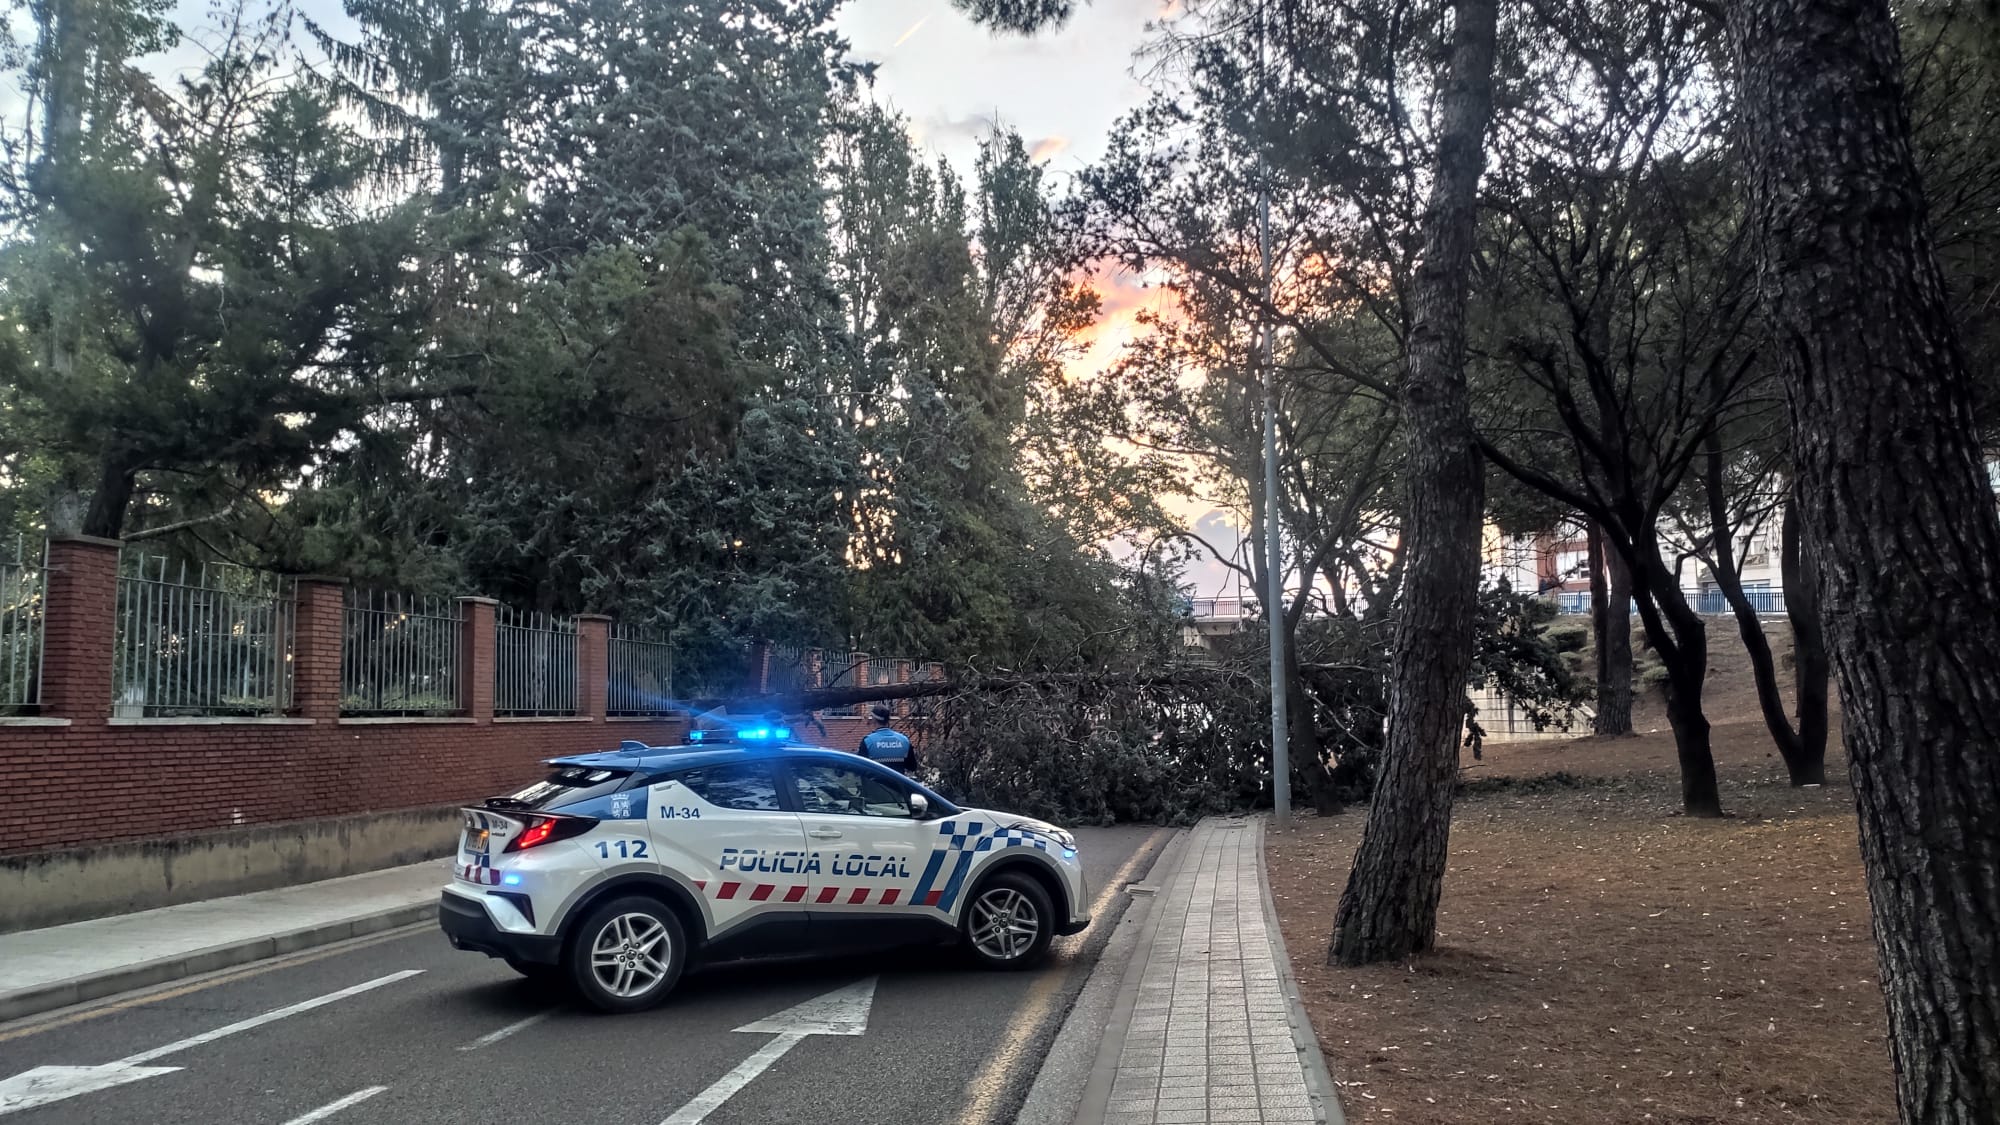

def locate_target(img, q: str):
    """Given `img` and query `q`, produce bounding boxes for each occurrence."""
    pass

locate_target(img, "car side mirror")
[909,793,929,819]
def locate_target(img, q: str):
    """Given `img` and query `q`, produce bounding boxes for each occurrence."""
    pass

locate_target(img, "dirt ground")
[1265,718,1895,1124]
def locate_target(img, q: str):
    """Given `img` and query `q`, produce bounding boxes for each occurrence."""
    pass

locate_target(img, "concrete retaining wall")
[0,805,459,932]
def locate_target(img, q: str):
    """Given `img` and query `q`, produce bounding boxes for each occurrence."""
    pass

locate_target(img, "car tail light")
[504,813,597,852]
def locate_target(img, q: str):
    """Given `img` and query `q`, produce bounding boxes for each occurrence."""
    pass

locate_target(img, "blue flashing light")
[502,873,523,886]
[688,725,793,745]
[1062,848,1077,859]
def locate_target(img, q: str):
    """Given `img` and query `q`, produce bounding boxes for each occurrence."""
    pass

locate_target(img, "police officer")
[860,704,915,775]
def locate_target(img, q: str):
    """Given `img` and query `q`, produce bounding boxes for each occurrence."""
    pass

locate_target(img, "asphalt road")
[0,825,1169,1125]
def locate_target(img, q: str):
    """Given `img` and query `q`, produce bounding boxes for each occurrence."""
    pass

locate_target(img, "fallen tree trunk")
[696,665,1250,715]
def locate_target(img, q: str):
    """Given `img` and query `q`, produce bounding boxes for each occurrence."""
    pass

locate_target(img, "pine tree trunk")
[1595,526,1634,736]
[1588,521,1607,677]
[1286,638,1341,815]
[1781,492,1831,778]
[1703,435,1820,784]
[1731,0,2000,1117]
[1625,528,1724,817]
[1328,0,1497,968]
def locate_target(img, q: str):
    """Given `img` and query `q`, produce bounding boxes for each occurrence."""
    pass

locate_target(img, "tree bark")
[1286,637,1341,815]
[81,452,137,540]
[1591,523,1635,736]
[1329,0,1497,967]
[1780,490,1830,777]
[1702,435,1822,784]
[1623,524,1724,816]
[1730,0,2000,1118]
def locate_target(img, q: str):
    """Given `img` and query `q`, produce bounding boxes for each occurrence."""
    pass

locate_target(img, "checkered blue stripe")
[974,827,1052,853]
[937,819,988,851]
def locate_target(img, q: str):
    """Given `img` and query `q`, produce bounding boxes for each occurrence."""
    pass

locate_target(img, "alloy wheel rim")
[970,887,1041,960]
[590,912,671,997]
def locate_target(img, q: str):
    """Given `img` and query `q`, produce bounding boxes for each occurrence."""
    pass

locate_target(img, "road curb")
[1061,822,1201,1125]
[0,901,436,1023]
[1014,827,1188,1125]
[1253,814,1347,1125]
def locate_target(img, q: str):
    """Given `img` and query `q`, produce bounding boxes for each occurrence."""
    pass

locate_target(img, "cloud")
[918,111,1002,147]
[1028,135,1069,161]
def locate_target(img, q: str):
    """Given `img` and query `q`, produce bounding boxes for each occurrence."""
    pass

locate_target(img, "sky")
[833,0,1248,599]
[832,0,1164,177]
[2,0,1247,596]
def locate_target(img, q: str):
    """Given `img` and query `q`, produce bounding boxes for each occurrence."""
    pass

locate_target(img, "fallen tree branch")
[696,665,1252,715]
[125,500,243,541]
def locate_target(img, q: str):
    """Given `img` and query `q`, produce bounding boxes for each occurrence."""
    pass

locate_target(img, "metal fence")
[1698,588,1787,616]
[1,541,45,714]
[494,607,577,716]
[114,554,294,717]
[1552,593,1641,616]
[817,650,860,715]
[869,658,897,688]
[608,623,676,716]
[765,642,809,697]
[343,591,462,716]
[907,661,945,717]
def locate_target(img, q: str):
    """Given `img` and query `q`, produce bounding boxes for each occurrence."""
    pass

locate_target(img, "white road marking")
[657,977,879,1125]
[659,1033,806,1125]
[0,1065,181,1116]
[458,1011,551,1051]
[731,976,877,1037]
[120,970,426,1065]
[0,971,422,1117]
[279,1085,387,1124]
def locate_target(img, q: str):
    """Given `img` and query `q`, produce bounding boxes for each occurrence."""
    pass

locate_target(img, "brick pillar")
[293,577,348,720]
[457,597,497,721]
[39,536,121,721]
[894,659,912,716]
[850,652,870,695]
[577,615,610,720]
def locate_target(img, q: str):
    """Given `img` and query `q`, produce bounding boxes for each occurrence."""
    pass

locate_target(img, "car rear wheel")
[567,896,687,1013]
[962,872,1054,970]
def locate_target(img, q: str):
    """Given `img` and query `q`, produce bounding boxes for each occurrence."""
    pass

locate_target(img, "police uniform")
[860,725,913,773]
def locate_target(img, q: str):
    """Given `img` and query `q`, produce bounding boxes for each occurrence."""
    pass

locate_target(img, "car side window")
[672,764,782,812]
[791,763,914,819]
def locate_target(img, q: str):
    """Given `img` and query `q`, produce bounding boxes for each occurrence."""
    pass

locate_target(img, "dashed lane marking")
[278,1085,388,1125]
[459,1011,552,1051]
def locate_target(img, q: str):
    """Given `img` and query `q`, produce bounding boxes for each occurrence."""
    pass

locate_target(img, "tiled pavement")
[1099,817,1332,1125]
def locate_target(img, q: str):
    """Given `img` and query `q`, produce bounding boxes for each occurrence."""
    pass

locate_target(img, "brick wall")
[0,538,917,858]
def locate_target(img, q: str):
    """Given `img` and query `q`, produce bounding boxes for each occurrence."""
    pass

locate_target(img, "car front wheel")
[962,872,1055,970]
[567,896,687,1013]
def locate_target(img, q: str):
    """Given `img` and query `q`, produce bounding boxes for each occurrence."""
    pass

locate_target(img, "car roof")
[543,742,960,814]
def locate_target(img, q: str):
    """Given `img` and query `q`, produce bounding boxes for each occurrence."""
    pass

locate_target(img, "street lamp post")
[1257,0,1290,831]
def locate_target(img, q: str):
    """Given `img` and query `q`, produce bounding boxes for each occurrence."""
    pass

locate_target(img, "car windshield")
[492,765,632,811]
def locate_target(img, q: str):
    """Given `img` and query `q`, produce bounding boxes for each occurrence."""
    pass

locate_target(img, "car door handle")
[809,827,843,839]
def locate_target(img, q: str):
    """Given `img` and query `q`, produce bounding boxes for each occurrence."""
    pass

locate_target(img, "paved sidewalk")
[1090,816,1339,1125]
[0,859,445,1020]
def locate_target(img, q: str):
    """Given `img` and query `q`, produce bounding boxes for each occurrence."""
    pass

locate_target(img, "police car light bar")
[688,726,791,744]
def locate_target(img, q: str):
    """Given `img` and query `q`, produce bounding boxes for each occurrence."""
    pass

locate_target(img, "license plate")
[467,828,490,855]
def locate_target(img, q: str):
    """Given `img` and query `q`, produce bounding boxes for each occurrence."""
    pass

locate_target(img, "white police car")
[438,727,1089,1012]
